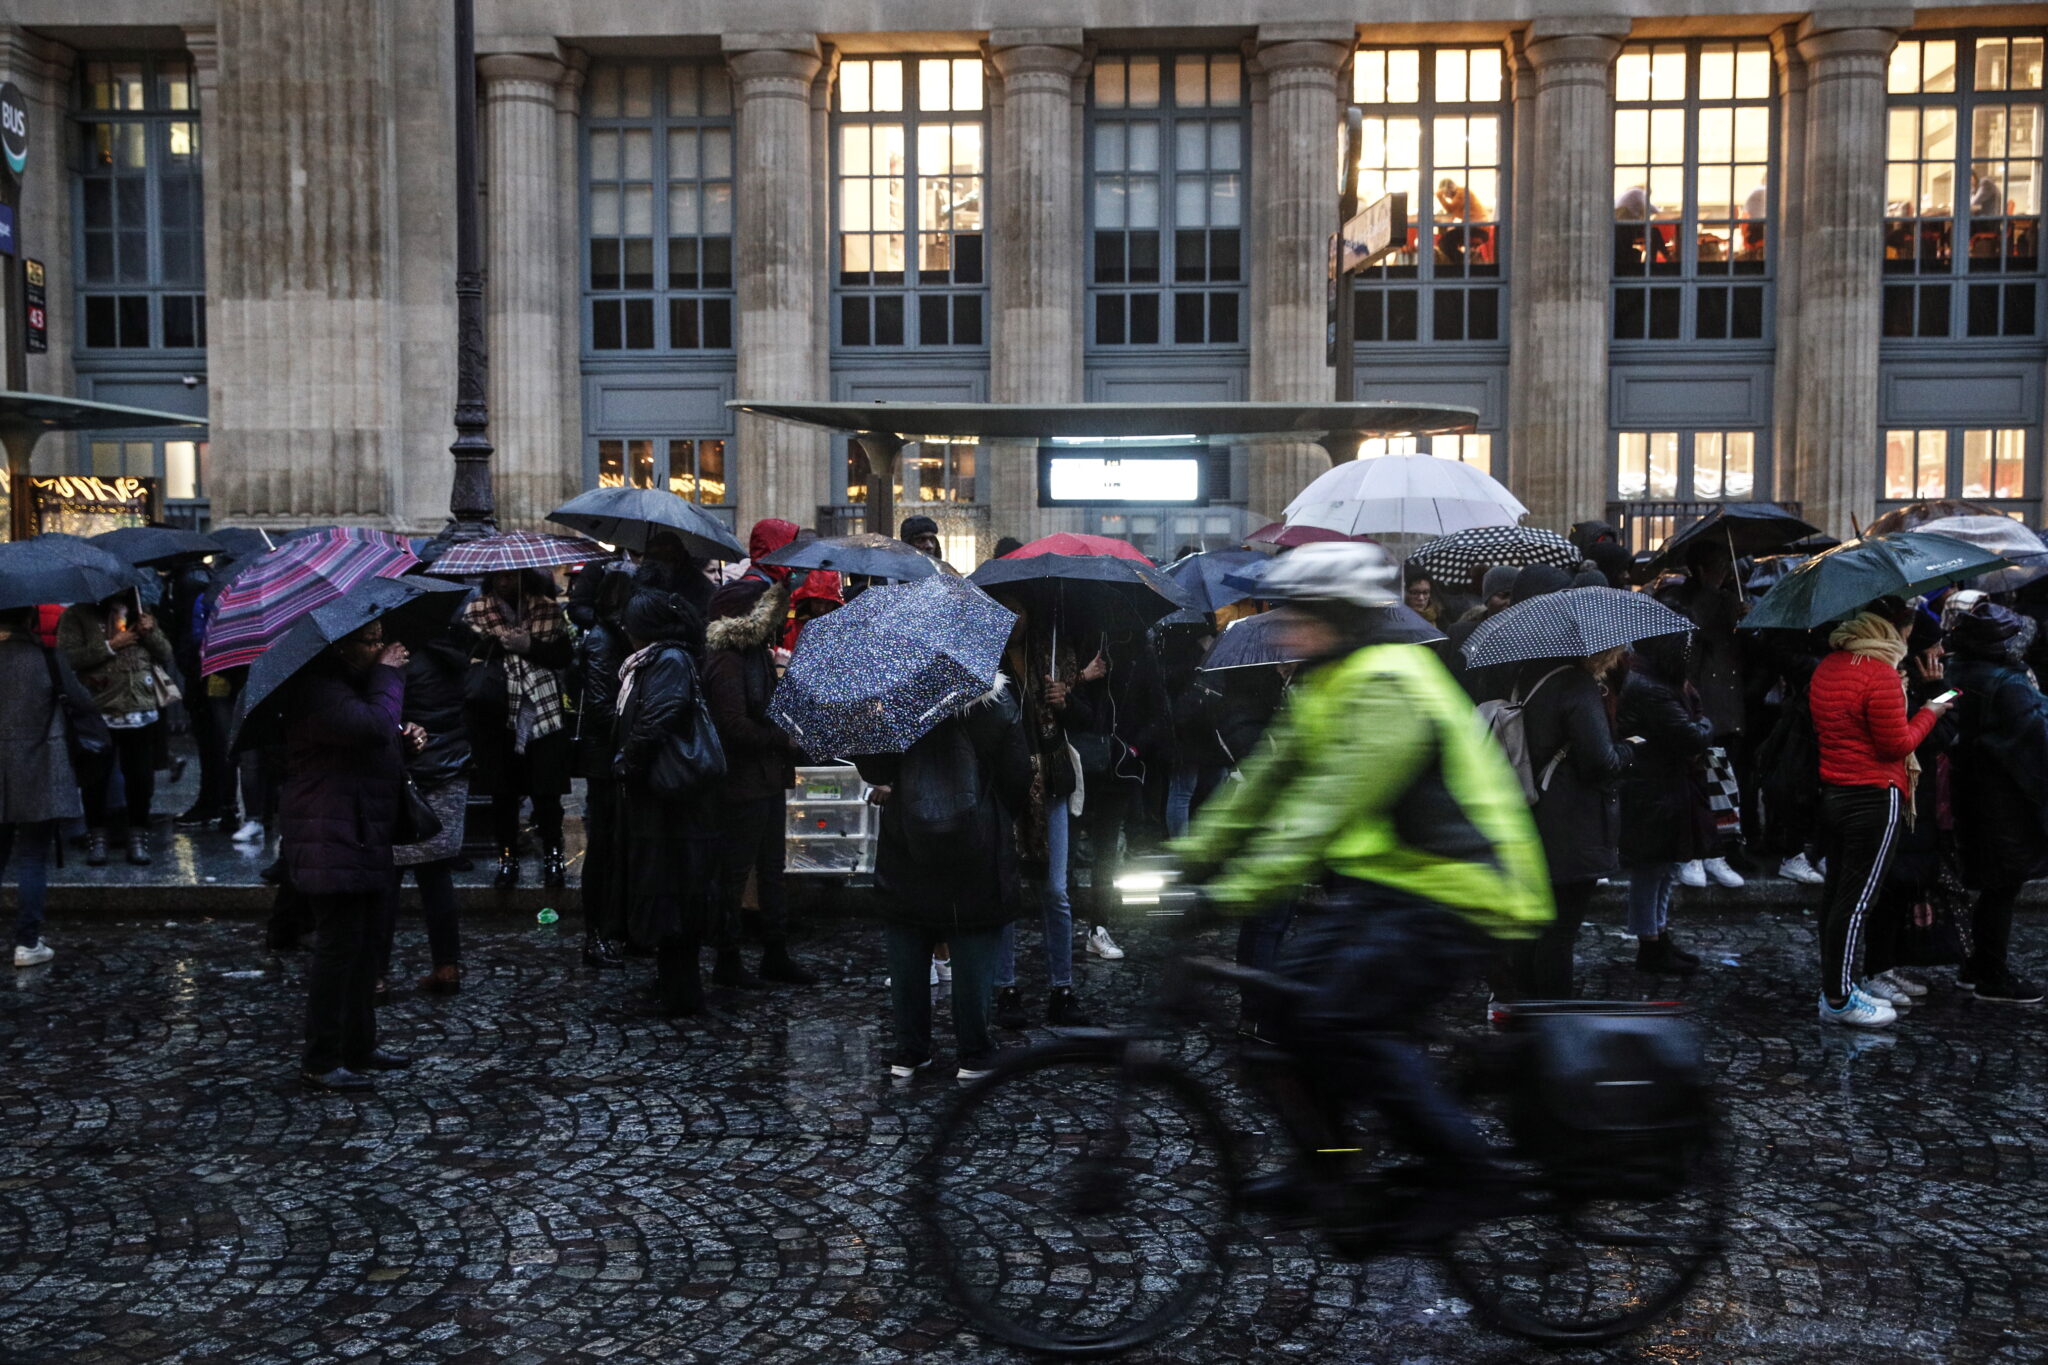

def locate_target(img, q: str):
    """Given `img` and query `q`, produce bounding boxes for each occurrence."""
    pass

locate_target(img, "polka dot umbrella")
[1408,525,1581,583]
[1460,587,1695,670]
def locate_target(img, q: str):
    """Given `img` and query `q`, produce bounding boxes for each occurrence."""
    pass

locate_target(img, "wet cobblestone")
[2,906,2043,1363]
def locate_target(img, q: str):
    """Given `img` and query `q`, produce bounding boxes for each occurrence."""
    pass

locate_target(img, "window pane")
[1924,40,1957,93]
[841,60,871,113]
[920,59,952,112]
[1096,58,1126,109]
[1436,49,1468,103]
[1695,431,1726,498]
[1175,55,1207,109]
[1211,57,1241,107]
[1387,49,1420,103]
[165,441,199,500]
[622,66,653,117]
[1962,428,1993,496]
[1128,57,1161,108]
[872,61,903,112]
[954,58,983,112]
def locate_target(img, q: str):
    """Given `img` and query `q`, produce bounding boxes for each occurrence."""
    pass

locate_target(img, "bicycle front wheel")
[921,1039,1242,1356]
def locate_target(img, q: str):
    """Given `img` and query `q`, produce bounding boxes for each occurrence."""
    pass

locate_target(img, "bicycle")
[918,943,1727,1356]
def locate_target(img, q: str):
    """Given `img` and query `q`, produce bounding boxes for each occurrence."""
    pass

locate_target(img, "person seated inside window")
[1434,178,1486,267]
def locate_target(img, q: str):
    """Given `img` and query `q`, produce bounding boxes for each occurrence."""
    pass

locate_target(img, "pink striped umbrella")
[201,527,420,674]
[430,529,612,577]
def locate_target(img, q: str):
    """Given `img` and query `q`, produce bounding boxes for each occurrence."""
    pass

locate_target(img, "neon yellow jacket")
[1172,643,1554,940]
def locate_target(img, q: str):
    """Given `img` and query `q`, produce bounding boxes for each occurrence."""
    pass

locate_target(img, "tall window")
[1883,427,2034,510]
[1349,47,1506,345]
[584,63,734,353]
[1611,42,1774,342]
[834,57,985,348]
[1356,433,1495,476]
[74,58,203,351]
[1615,430,1759,501]
[1884,35,2044,338]
[1089,53,1246,346]
[597,437,728,507]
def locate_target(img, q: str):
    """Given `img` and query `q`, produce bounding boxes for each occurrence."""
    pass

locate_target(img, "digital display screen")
[1038,445,1209,506]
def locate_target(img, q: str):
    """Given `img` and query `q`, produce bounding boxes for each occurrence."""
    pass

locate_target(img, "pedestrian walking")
[1,608,106,967]
[282,619,418,1092]
[1809,600,1954,1028]
[1617,633,1714,973]
[1945,601,2048,1004]
[464,569,574,890]
[58,590,176,867]
[611,590,724,1017]
[383,611,475,997]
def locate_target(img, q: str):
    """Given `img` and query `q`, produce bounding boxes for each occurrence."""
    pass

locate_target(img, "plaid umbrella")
[770,573,1017,758]
[431,529,612,577]
[1460,587,1695,669]
[202,527,420,674]
[1409,525,1580,582]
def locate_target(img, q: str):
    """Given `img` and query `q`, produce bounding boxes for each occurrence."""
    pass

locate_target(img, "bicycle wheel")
[1443,1123,1729,1345]
[921,1039,1242,1356]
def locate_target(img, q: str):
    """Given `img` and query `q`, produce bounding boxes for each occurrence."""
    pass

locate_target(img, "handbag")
[394,778,444,846]
[41,646,112,777]
[646,684,727,800]
[150,663,184,708]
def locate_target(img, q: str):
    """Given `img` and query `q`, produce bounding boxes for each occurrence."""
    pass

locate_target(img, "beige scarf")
[1828,611,1919,823]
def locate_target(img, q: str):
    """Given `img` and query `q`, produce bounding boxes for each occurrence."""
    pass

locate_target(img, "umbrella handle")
[1729,524,1747,606]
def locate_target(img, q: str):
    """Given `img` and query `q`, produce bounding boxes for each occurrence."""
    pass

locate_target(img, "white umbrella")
[1282,454,1526,539]
[1915,514,2048,592]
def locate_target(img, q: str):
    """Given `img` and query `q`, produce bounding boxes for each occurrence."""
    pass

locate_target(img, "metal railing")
[1605,499,1804,556]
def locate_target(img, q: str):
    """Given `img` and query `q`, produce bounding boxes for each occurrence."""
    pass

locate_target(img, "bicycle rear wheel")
[1443,1123,1729,1345]
[921,1039,1241,1356]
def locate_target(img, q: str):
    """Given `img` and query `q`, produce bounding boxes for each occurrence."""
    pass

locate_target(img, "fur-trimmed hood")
[706,580,789,653]
[962,670,1011,710]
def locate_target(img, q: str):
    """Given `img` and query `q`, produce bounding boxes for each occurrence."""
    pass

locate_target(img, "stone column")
[210,0,402,523]
[1504,35,1535,495]
[988,31,1085,540]
[1769,27,1808,505]
[1791,13,1905,536]
[1510,17,1627,534]
[555,54,587,503]
[725,35,826,533]
[480,51,569,527]
[1248,28,1351,521]
[2,28,76,399]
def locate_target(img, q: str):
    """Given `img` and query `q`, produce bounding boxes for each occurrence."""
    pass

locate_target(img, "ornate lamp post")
[436,0,496,547]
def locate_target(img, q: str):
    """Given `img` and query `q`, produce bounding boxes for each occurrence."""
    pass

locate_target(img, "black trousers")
[189,687,238,814]
[84,723,158,831]
[716,794,788,947]
[1817,784,1904,1002]
[581,772,623,940]
[1504,879,1594,1000]
[1075,781,1134,927]
[376,861,461,977]
[1969,883,2023,982]
[302,890,382,1073]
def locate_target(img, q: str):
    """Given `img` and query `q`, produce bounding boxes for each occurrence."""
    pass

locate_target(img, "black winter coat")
[279,661,407,895]
[613,643,721,946]
[855,683,1033,934]
[402,627,475,787]
[1948,654,2048,888]
[573,618,630,782]
[703,581,797,802]
[1616,667,1714,864]
[1521,664,1633,883]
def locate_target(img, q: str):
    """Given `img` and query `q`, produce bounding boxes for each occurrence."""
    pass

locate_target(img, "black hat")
[1510,563,1573,604]
[1949,601,2022,655]
[899,515,940,541]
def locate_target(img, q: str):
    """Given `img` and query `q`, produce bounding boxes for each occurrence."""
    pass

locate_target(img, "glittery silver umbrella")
[771,572,1017,758]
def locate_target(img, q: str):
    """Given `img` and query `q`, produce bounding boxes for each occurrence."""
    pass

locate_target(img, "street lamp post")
[438,0,496,546]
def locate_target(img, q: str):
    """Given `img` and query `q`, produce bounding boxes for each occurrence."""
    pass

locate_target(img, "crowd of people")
[4,503,2044,1095]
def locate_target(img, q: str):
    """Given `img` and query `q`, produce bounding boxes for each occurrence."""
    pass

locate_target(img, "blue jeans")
[1626,862,1680,938]
[2,821,53,949]
[996,799,1074,989]
[886,923,1000,1062]
[1166,764,1227,839]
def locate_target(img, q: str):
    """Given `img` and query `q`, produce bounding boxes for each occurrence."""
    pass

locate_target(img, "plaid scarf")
[466,590,566,750]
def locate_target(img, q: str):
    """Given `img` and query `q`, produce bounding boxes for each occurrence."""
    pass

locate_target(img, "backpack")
[1476,666,1572,803]
[897,718,988,864]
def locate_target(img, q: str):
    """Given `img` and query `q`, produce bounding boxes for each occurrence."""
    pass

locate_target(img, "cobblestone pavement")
[3,904,2043,1364]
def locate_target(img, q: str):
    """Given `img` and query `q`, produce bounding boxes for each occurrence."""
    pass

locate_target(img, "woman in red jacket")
[1808,599,1953,1028]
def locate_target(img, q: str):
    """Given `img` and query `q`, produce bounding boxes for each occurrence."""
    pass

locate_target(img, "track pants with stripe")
[1818,783,1904,1002]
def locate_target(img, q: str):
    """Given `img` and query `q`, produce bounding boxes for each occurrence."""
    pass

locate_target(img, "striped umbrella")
[431,529,613,577]
[201,527,420,674]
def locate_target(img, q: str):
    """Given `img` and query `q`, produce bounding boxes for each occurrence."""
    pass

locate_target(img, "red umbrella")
[1244,522,1372,549]
[1001,532,1152,563]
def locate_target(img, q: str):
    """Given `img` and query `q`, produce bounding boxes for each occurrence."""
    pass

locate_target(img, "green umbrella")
[1739,532,2009,631]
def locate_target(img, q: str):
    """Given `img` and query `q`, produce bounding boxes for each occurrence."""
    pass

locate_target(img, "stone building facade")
[4,3,2044,555]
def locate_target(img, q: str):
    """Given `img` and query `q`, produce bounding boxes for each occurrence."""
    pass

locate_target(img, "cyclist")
[1172,540,1554,1242]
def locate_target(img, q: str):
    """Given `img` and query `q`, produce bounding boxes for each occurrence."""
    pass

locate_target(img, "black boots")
[494,849,519,889]
[541,847,566,889]
[757,940,818,985]
[1635,935,1700,975]
[1048,986,1091,1027]
[994,986,1029,1030]
[711,947,767,990]
[657,943,705,1017]
[582,930,623,969]
[86,830,109,867]
[126,831,151,867]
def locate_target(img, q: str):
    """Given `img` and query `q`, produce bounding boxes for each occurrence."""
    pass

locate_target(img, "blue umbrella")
[1164,548,1267,613]
[771,573,1017,757]
[0,537,134,611]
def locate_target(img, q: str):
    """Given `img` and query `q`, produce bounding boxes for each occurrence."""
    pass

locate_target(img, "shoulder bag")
[42,646,112,777]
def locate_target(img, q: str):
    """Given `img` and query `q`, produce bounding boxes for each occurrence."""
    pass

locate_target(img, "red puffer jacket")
[1808,649,1937,790]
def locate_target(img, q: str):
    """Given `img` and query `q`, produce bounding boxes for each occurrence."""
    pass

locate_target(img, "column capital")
[554,47,587,114]
[721,32,823,59]
[726,45,824,93]
[1525,19,1627,84]
[988,40,1084,83]
[1253,37,1350,79]
[478,52,566,91]
[1796,15,1905,67]
[1255,22,1357,48]
[179,24,216,80]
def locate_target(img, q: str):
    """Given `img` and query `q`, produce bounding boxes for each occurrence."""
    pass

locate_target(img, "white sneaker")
[232,820,266,844]
[1861,976,1912,1008]
[1086,925,1125,961]
[1873,968,1929,999]
[1818,987,1897,1029]
[13,940,53,967]
[1777,853,1826,885]
[931,956,952,984]
[1678,861,1709,888]
[1703,857,1746,889]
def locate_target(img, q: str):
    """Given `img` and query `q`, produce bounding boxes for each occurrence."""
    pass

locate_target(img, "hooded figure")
[708,518,801,623]
[783,571,844,652]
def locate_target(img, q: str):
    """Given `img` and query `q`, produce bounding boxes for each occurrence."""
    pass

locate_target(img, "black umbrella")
[1646,502,1819,580]
[90,525,225,567]
[1738,532,2009,632]
[229,574,469,751]
[1163,548,1266,613]
[1201,603,1444,670]
[0,537,136,611]
[546,487,746,560]
[969,553,1191,624]
[208,527,279,562]
[1460,587,1694,670]
[759,532,940,581]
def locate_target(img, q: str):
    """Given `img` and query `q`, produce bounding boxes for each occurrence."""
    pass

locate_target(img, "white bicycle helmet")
[1256,540,1400,609]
